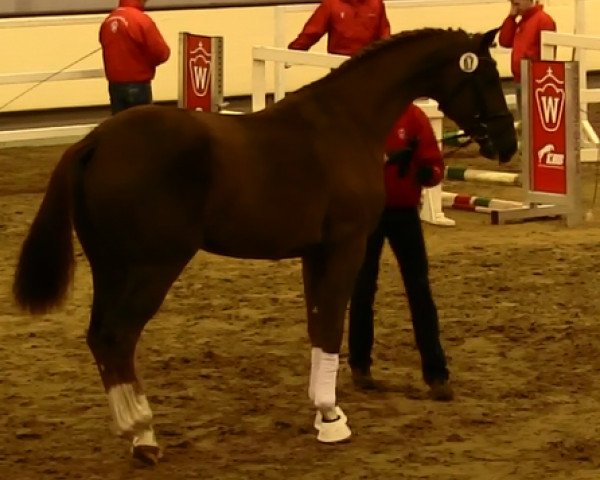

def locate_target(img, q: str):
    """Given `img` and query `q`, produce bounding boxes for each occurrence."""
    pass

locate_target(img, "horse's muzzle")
[494,131,518,163]
[476,134,517,163]
[484,118,518,164]
[476,136,498,160]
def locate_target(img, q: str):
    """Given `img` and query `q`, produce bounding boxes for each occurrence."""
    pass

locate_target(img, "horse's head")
[432,29,518,163]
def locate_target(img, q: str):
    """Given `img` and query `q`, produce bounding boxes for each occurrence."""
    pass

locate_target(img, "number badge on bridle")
[459,52,479,73]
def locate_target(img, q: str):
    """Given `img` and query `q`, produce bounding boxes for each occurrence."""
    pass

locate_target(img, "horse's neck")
[313,39,449,146]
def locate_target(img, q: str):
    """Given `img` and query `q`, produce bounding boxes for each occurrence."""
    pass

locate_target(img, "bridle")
[436,55,513,153]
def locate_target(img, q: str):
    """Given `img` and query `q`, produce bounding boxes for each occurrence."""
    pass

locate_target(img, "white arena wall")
[0,0,598,113]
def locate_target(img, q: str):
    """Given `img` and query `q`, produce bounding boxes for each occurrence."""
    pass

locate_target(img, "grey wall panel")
[0,1,318,18]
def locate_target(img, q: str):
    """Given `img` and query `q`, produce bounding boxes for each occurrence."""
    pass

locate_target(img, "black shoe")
[428,379,454,401]
[351,367,379,391]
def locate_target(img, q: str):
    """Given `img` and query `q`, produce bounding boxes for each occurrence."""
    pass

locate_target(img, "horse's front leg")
[302,236,367,443]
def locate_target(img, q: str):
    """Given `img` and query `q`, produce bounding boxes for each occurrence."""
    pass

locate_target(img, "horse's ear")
[481,28,500,48]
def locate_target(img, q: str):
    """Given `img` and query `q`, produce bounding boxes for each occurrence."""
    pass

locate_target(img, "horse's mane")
[290,28,470,96]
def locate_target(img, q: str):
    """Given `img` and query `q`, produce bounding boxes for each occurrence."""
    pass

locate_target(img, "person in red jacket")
[99,0,171,114]
[348,103,453,401]
[287,0,390,56]
[498,0,556,116]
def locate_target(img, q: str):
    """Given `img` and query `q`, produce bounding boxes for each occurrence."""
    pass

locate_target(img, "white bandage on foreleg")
[308,346,321,401]
[107,383,153,435]
[310,347,339,409]
[132,425,159,448]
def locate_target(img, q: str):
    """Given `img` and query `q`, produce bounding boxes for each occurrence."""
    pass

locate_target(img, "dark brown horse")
[13,27,517,463]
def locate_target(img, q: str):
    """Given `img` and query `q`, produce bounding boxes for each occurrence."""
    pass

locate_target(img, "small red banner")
[529,61,567,194]
[182,33,214,112]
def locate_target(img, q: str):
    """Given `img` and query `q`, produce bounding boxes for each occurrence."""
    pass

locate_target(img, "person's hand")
[387,148,413,177]
[416,165,434,184]
[388,137,419,177]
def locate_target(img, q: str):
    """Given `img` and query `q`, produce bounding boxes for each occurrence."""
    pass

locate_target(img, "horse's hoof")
[314,405,347,431]
[315,407,351,443]
[428,379,454,401]
[317,418,351,443]
[132,445,162,465]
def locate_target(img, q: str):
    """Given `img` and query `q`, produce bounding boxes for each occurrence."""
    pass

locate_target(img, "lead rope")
[0,47,102,112]
[440,131,475,158]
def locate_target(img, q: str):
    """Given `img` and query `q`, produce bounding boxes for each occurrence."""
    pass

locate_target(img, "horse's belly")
[201,214,323,260]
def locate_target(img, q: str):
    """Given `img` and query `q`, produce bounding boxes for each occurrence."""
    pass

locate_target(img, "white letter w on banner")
[193,66,209,91]
[540,96,560,125]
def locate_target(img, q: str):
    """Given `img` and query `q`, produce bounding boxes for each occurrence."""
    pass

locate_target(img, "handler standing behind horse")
[289,1,452,399]
[348,104,453,400]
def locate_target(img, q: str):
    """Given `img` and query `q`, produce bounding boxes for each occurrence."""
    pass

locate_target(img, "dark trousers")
[348,206,449,385]
[108,82,153,115]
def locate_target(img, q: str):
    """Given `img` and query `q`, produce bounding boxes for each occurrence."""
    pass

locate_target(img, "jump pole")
[441,192,524,211]
[444,166,521,186]
[441,191,562,223]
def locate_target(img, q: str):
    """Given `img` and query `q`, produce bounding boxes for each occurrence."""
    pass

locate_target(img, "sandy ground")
[2,118,600,479]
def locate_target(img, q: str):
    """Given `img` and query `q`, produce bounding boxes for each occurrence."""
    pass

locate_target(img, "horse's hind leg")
[302,236,367,443]
[86,259,189,464]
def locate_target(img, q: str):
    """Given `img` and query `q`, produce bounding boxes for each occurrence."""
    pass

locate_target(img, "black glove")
[387,137,418,178]
[415,165,434,184]
[387,148,413,177]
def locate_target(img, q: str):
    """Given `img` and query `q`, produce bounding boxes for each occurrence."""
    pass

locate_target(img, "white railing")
[251,45,443,119]
[0,15,105,86]
[0,15,106,148]
[0,14,104,29]
[0,65,104,148]
[542,30,600,162]
[0,69,104,86]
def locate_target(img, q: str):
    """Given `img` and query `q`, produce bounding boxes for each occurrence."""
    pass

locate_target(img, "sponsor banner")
[529,61,567,195]
[179,33,223,112]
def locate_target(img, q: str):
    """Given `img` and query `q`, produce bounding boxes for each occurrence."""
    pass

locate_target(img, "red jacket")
[384,104,444,208]
[498,4,556,81]
[288,0,390,56]
[99,0,170,83]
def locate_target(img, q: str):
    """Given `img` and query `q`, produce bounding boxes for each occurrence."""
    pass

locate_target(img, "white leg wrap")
[132,425,159,448]
[310,347,338,409]
[107,384,153,436]
[309,348,351,442]
[308,347,321,401]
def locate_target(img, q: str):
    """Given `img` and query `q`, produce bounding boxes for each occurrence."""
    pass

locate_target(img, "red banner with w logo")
[179,33,223,112]
[530,61,567,194]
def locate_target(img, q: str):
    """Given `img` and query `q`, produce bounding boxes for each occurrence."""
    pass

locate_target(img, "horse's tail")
[13,135,95,314]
